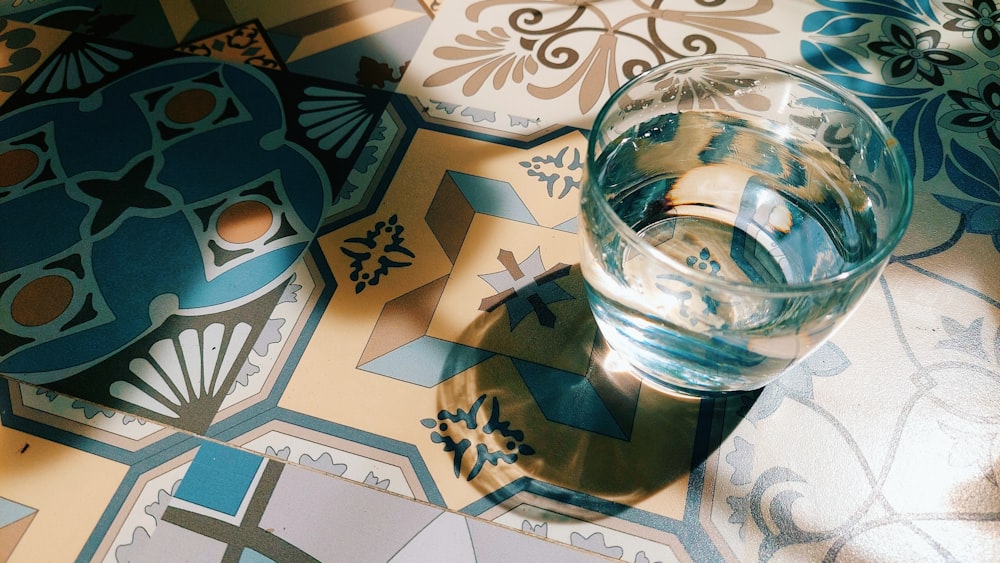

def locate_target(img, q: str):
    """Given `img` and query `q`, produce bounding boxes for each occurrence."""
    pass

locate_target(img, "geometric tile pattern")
[114,442,603,562]
[0,1,999,561]
[0,29,387,434]
[352,167,635,446]
[398,0,791,128]
[231,419,435,502]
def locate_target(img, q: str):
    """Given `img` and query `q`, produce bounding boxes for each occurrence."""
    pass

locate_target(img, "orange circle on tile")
[217,200,273,244]
[11,275,74,327]
[0,149,39,187]
[165,88,216,124]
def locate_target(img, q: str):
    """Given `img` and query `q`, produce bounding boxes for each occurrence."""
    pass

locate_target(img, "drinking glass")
[579,55,912,394]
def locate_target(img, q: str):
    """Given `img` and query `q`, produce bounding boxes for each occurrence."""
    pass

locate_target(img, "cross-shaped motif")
[478,248,571,329]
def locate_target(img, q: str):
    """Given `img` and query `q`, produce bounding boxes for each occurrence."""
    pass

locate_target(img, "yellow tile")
[0,423,128,563]
[281,127,694,517]
[286,8,425,63]
[428,214,589,373]
[226,0,372,29]
[160,0,200,43]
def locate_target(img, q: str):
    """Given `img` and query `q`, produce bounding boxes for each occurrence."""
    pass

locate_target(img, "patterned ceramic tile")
[1,1,436,89]
[685,6,1000,557]
[0,421,129,562]
[2,1,1000,561]
[91,444,198,562]
[274,94,713,556]
[0,33,388,434]
[104,441,605,562]
[7,380,175,451]
[480,494,690,562]
[229,418,437,503]
[175,20,285,71]
[702,275,1000,558]
[793,1,1000,299]
[398,0,808,128]
[0,18,71,108]
[0,1,176,48]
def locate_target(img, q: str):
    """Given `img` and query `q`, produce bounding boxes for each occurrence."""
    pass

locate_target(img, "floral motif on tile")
[265,446,392,490]
[421,0,779,115]
[801,0,1000,253]
[520,145,582,199]
[421,393,535,481]
[341,214,416,293]
[112,477,184,561]
[492,502,684,562]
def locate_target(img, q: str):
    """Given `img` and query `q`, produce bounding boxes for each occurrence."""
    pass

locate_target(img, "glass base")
[594,332,776,398]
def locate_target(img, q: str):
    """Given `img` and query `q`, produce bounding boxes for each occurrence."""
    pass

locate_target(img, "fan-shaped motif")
[109,322,252,418]
[25,42,134,95]
[298,87,376,158]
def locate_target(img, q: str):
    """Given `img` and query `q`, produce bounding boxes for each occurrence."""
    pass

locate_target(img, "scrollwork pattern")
[423,0,778,115]
[710,1,1000,551]
[720,277,1000,560]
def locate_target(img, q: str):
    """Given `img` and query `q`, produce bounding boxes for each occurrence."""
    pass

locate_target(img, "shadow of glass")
[433,265,754,510]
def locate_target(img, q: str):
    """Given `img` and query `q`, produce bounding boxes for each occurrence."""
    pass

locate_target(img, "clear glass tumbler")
[580,55,913,395]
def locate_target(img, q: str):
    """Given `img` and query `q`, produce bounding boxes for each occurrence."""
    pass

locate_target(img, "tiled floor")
[2,1,999,561]
[107,440,603,562]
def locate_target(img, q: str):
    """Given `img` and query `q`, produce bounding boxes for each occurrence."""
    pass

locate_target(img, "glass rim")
[585,54,914,296]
